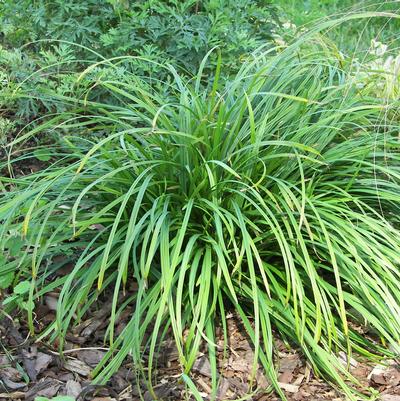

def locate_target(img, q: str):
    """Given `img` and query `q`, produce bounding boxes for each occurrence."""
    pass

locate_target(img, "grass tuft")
[1,23,400,400]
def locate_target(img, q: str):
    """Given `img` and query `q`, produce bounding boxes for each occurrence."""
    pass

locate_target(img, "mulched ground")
[2,294,400,401]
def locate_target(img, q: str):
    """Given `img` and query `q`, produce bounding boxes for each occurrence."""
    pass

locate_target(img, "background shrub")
[0,0,278,126]
[1,0,277,69]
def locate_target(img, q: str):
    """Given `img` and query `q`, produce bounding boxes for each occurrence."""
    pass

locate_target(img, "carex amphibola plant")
[1,16,400,401]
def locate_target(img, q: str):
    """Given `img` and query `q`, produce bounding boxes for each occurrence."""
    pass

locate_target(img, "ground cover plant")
[1,11,400,401]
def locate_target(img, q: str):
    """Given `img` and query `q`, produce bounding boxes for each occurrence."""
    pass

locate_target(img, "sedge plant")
[1,17,400,401]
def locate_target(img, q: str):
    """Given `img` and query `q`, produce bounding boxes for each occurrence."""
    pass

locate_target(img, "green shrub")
[1,0,277,70]
[0,0,278,124]
[1,19,400,401]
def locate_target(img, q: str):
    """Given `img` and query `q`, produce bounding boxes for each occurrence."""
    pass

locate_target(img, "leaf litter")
[1,291,400,401]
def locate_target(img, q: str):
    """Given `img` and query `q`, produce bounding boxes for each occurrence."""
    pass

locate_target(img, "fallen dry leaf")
[226,377,248,393]
[197,376,212,394]
[78,349,106,367]
[278,370,293,384]
[143,384,171,401]
[0,377,26,390]
[25,378,61,401]
[192,356,212,378]
[64,358,92,376]
[110,371,129,392]
[256,395,271,401]
[65,379,82,398]
[385,369,400,387]
[74,304,113,337]
[216,377,230,400]
[35,352,53,375]
[293,389,311,401]
[256,371,269,388]
[22,348,38,381]
[278,382,299,393]
[369,365,388,385]
[80,319,104,337]
[0,366,22,382]
[0,391,26,399]
[293,374,305,386]
[279,354,301,374]
[228,357,250,373]
[380,395,400,401]
[352,366,371,381]
[58,372,75,381]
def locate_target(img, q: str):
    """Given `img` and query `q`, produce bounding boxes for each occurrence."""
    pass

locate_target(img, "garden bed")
[2,297,400,401]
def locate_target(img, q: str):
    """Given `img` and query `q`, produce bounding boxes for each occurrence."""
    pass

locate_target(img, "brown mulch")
[1,296,400,401]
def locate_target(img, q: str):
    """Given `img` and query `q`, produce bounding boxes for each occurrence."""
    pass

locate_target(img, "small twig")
[46,346,110,355]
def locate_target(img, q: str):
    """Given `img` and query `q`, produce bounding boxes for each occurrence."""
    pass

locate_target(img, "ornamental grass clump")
[1,18,400,400]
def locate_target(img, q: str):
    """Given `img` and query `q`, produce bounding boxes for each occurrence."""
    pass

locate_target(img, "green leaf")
[3,295,18,306]
[0,272,14,289]
[13,280,31,295]
[5,236,25,257]
[33,149,52,162]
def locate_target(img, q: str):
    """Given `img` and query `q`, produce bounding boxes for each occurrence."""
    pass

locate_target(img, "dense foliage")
[1,0,277,68]
[0,0,277,125]
[272,0,400,50]
[1,1,400,400]
[2,16,400,399]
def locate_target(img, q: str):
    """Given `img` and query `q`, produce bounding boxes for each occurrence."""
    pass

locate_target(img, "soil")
[1,294,400,401]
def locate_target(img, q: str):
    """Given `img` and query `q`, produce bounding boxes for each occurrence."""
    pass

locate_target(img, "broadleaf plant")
[0,0,278,124]
[1,19,400,400]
